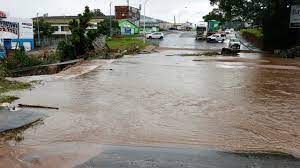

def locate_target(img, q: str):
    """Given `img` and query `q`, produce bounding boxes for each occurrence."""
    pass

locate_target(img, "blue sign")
[125,28,131,34]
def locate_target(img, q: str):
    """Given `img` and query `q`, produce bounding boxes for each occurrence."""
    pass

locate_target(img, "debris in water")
[18,104,59,110]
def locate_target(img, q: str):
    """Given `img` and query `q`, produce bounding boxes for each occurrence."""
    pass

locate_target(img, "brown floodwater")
[0,51,299,167]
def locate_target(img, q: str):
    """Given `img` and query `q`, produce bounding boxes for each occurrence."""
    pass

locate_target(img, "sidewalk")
[7,59,114,83]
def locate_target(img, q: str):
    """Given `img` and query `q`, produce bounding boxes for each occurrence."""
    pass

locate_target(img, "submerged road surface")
[0,49,299,167]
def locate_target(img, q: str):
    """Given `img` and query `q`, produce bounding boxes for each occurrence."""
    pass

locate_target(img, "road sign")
[290,5,300,28]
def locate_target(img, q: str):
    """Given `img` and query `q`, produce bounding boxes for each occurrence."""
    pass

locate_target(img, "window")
[61,26,70,32]
[52,26,59,31]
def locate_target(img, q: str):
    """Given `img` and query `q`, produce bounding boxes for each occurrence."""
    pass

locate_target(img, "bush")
[5,47,42,70]
[0,63,8,80]
[57,41,76,61]
[240,28,263,39]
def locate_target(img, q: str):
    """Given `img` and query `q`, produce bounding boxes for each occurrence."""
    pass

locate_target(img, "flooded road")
[0,35,300,167]
[151,30,256,51]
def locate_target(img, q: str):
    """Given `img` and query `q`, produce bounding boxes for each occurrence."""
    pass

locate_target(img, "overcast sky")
[1,0,214,23]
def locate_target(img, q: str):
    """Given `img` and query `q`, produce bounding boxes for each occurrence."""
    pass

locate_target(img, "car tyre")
[160,36,163,39]
[149,36,152,39]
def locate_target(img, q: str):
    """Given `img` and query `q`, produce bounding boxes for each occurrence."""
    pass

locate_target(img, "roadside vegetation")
[0,6,147,104]
[205,0,297,50]
[0,6,145,72]
[107,37,146,52]
[0,76,31,103]
[240,28,263,39]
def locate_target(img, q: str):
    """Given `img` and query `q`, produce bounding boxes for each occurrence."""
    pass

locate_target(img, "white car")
[146,32,164,39]
[228,38,241,50]
[225,29,231,34]
[207,34,226,43]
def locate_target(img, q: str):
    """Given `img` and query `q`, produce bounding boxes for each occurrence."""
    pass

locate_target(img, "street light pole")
[109,1,112,37]
[36,13,41,47]
[143,0,149,43]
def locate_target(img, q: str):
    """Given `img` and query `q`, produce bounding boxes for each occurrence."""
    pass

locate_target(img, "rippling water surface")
[0,51,299,167]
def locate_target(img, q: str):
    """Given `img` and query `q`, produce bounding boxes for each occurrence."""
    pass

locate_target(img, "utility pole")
[174,16,176,24]
[143,0,149,43]
[109,1,112,37]
[36,13,41,47]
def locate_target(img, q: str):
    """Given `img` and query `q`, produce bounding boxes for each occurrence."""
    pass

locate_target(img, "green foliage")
[57,41,76,61]
[97,19,120,36]
[5,47,42,69]
[240,28,263,38]
[67,6,94,56]
[34,18,55,37]
[0,95,19,103]
[209,0,295,50]
[0,79,31,103]
[203,8,225,24]
[93,9,105,17]
[209,0,270,22]
[0,63,8,79]
[107,37,146,51]
[0,79,31,94]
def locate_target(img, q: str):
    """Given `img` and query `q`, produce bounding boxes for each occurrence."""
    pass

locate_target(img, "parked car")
[207,34,226,43]
[225,29,231,34]
[228,38,241,49]
[146,32,164,39]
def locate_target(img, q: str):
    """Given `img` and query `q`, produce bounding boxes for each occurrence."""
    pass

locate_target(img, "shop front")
[0,11,34,57]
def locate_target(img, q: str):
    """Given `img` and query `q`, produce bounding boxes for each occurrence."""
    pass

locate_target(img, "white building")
[0,11,34,57]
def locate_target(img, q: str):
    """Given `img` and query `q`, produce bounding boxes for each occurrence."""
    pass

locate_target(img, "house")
[140,15,171,33]
[115,5,141,35]
[32,15,108,36]
[0,11,34,57]
[115,5,141,27]
[118,19,139,35]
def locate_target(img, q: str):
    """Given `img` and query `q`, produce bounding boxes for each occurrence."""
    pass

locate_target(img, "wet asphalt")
[76,145,300,168]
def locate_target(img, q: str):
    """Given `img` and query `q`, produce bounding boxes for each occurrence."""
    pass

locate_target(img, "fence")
[34,35,70,49]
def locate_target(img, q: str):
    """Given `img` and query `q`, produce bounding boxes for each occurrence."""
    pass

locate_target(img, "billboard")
[115,6,140,22]
[290,5,300,28]
[0,11,6,18]
[0,20,19,35]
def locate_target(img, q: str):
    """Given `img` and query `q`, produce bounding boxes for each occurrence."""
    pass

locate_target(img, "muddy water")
[0,51,300,166]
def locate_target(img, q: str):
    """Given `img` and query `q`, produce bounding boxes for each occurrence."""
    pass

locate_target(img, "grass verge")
[107,37,147,51]
[0,79,31,103]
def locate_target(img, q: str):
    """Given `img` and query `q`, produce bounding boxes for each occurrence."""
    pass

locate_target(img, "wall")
[51,24,71,35]
[0,17,34,52]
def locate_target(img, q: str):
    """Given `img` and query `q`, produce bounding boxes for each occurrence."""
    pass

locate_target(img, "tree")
[97,19,120,36]
[203,8,225,24]
[34,19,55,38]
[93,9,105,17]
[68,6,94,56]
[209,0,295,50]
